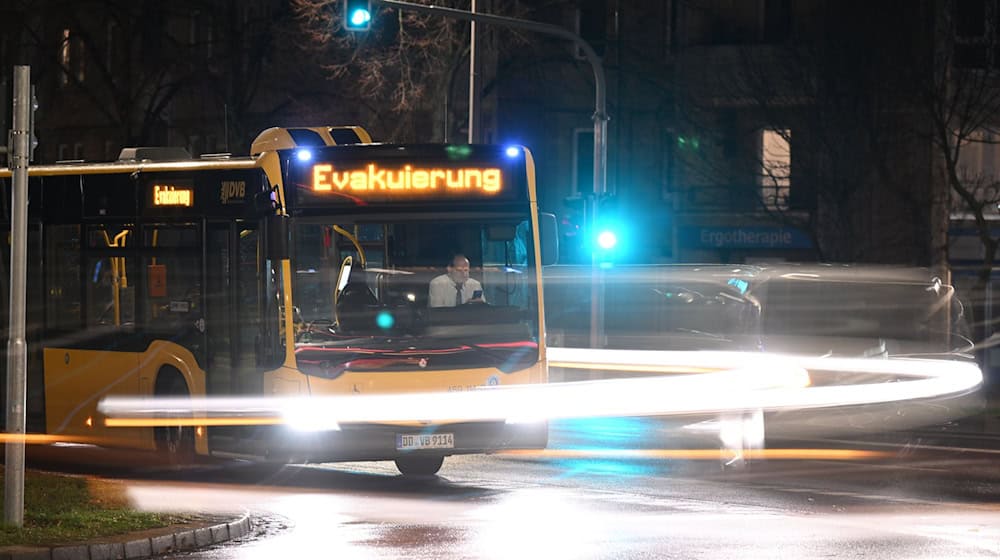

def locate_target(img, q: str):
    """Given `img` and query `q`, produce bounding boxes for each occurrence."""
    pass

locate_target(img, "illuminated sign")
[678,226,813,249]
[152,185,193,207]
[312,163,503,195]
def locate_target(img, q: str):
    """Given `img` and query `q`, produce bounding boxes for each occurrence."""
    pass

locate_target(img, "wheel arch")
[140,340,209,455]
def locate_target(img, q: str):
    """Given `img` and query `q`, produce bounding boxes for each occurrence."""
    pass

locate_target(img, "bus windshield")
[290,217,540,376]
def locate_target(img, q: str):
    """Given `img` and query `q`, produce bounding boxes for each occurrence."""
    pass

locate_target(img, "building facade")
[0,0,991,272]
[492,0,960,268]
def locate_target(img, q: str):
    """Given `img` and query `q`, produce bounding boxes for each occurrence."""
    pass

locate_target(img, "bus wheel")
[395,455,444,476]
[154,369,196,466]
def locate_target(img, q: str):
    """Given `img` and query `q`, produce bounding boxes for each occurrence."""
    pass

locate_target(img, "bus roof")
[0,124,376,179]
[0,156,261,178]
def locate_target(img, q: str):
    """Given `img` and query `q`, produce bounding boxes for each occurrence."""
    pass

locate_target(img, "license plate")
[396,433,455,450]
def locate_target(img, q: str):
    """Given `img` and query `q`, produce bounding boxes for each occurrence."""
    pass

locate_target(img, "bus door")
[206,223,234,395]
[205,221,263,396]
[205,221,265,451]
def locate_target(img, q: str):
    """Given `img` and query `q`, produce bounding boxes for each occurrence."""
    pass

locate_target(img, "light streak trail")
[500,448,893,460]
[97,349,982,430]
[549,348,983,409]
[101,362,809,427]
[0,434,94,445]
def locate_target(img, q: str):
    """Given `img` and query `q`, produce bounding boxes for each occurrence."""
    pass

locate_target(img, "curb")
[0,513,252,560]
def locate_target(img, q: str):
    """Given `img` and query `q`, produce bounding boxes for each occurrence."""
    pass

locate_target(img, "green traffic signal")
[343,0,372,31]
[597,230,618,250]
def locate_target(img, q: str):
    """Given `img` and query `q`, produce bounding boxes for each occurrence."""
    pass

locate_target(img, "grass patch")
[0,467,182,547]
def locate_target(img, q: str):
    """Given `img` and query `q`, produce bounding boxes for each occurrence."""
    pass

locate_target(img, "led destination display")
[288,145,530,207]
[312,163,503,195]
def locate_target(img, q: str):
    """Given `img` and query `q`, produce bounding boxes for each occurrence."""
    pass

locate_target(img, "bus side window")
[140,225,202,351]
[46,224,83,331]
[84,225,135,330]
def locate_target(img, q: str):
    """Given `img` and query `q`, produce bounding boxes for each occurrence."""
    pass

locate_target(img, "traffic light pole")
[376,0,610,346]
[468,0,484,143]
[5,65,30,527]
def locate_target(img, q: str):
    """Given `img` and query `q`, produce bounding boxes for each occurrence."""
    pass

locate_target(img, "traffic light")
[343,0,372,31]
[592,195,624,266]
[676,134,700,151]
[596,229,617,250]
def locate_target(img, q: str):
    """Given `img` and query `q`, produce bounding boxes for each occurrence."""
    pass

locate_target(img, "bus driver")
[428,254,485,307]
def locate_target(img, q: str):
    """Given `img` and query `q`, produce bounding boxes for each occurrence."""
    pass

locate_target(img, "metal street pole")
[468,0,483,144]
[0,77,7,165]
[379,1,607,197]
[5,65,31,527]
[377,0,610,346]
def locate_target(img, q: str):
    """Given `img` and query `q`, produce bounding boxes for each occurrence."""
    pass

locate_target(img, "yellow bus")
[0,126,556,475]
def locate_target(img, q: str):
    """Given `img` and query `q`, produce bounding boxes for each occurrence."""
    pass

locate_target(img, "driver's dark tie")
[455,283,463,306]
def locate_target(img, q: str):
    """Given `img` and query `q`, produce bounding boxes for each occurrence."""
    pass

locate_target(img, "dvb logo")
[220,181,246,204]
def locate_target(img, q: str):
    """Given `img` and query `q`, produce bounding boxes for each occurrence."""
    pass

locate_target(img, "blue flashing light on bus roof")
[296,149,313,162]
[505,146,521,158]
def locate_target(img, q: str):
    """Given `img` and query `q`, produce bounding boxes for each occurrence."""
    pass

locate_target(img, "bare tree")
[918,2,1000,350]
[923,34,1000,285]
[289,0,469,141]
[11,0,203,148]
[288,0,541,142]
[175,0,324,154]
[5,0,322,157]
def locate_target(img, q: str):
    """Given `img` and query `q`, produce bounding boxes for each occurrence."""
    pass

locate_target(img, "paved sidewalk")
[0,513,252,560]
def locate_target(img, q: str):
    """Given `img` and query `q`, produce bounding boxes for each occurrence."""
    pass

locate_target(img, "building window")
[759,128,791,211]
[955,0,999,68]
[189,11,200,47]
[190,11,213,58]
[105,22,116,71]
[958,130,999,178]
[59,29,71,86]
[76,37,85,82]
[956,129,1000,212]
[59,28,86,84]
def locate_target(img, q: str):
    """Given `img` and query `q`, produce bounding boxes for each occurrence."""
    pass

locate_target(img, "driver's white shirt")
[428,274,484,307]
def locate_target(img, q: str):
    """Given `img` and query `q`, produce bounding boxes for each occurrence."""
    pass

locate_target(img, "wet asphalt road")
[48,416,999,560]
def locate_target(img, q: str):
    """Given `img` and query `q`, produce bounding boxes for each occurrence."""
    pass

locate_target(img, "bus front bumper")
[263,420,549,464]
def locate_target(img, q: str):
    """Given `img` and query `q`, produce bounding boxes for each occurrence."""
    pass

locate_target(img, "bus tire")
[154,368,196,466]
[394,455,445,476]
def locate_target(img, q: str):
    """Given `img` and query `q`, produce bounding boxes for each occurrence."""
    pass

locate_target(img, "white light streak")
[98,349,981,431]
